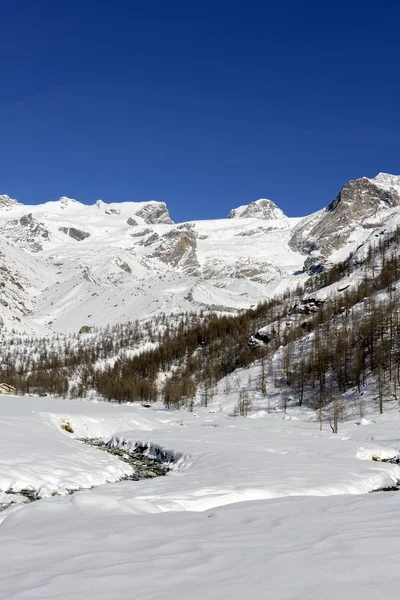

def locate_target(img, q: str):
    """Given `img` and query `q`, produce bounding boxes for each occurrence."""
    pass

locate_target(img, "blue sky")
[1,0,399,222]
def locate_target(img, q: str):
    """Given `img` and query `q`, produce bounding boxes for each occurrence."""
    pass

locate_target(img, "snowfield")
[1,395,400,599]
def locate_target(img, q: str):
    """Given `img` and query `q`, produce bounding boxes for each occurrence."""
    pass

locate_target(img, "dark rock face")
[135,202,173,224]
[303,252,328,275]
[0,213,51,252]
[292,298,325,316]
[127,217,138,226]
[19,213,50,242]
[19,214,33,227]
[248,329,274,348]
[289,177,400,256]
[142,233,160,247]
[59,227,90,241]
[326,177,400,222]
[79,325,93,334]
[116,260,132,274]
[130,228,152,238]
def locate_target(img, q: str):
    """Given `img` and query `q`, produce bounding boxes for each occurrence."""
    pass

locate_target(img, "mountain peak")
[58,196,84,208]
[0,194,20,211]
[135,201,173,224]
[228,198,287,221]
[369,172,400,193]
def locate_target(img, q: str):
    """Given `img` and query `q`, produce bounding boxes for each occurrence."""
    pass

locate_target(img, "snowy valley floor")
[1,395,400,599]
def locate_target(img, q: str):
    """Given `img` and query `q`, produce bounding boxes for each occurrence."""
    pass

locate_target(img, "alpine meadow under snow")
[2,173,400,598]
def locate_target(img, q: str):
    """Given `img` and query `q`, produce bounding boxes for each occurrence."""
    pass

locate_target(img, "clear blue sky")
[1,0,399,222]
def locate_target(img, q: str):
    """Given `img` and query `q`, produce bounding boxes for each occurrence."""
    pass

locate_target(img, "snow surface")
[1,395,400,598]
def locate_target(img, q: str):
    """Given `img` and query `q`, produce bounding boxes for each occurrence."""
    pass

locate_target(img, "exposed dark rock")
[20,213,33,226]
[292,298,325,316]
[130,228,152,238]
[371,454,400,464]
[153,228,200,275]
[142,233,160,247]
[116,260,132,274]
[127,217,138,226]
[59,227,90,241]
[135,202,173,224]
[248,329,274,348]
[0,213,51,252]
[303,252,328,275]
[79,325,93,334]
[177,222,195,230]
[289,175,400,257]
[19,213,50,240]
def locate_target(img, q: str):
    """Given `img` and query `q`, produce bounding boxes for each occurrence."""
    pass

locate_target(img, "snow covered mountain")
[1,173,400,334]
[0,196,304,334]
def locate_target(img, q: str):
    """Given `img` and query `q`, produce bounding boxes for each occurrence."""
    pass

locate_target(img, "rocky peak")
[290,174,400,259]
[0,194,20,211]
[228,198,287,221]
[135,201,173,224]
[327,176,400,216]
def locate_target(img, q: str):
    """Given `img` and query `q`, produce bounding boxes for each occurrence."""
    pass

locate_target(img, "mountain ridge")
[1,173,400,335]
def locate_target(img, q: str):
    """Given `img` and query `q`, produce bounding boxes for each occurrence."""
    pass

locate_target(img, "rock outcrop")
[248,328,275,348]
[303,251,328,275]
[290,174,400,258]
[202,257,282,284]
[59,227,90,241]
[153,225,199,275]
[292,298,325,316]
[229,198,289,224]
[135,202,173,225]
[0,195,20,211]
[0,213,50,252]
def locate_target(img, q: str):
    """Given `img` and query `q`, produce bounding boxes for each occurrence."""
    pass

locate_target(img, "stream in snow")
[2,434,399,513]
[0,437,172,512]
